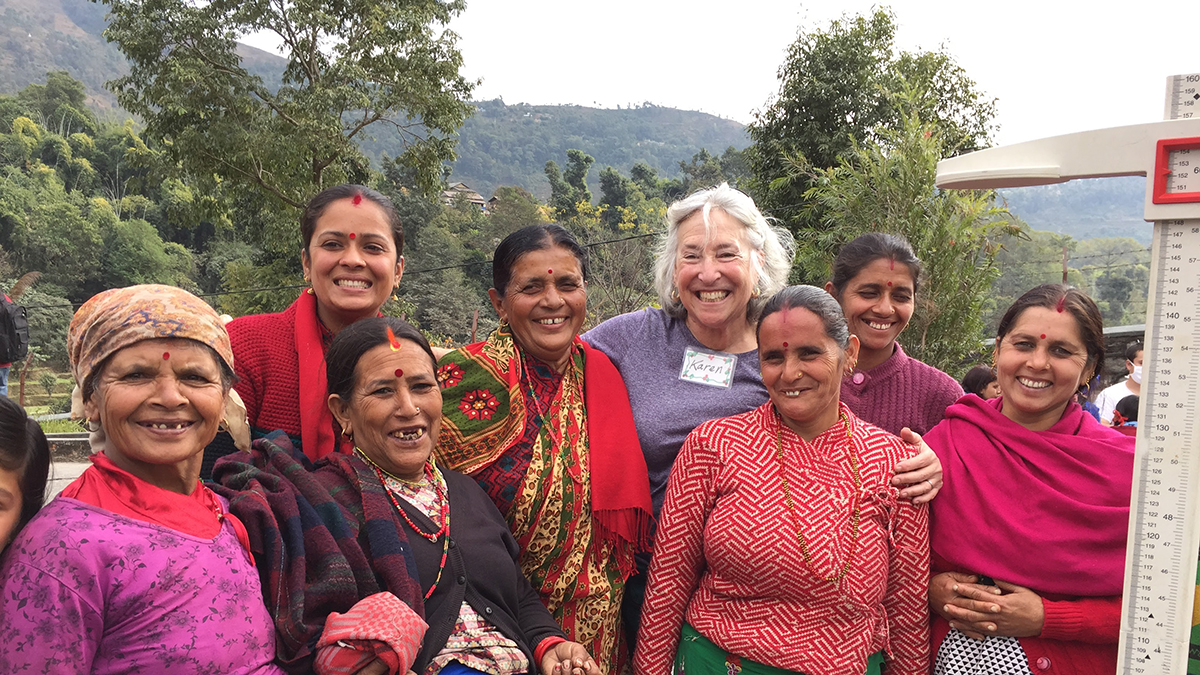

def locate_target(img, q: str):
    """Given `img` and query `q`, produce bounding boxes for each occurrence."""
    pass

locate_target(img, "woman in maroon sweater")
[205,185,406,474]
[825,233,963,437]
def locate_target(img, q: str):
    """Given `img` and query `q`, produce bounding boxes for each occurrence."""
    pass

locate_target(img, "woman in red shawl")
[207,185,405,474]
[435,225,653,673]
[926,284,1135,675]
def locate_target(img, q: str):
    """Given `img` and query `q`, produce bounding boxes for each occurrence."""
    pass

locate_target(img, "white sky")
[243,0,1200,147]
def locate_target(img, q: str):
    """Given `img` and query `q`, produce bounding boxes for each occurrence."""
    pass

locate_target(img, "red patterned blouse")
[634,402,930,675]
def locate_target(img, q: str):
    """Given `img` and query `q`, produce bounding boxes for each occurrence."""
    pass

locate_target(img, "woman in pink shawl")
[926,284,1134,675]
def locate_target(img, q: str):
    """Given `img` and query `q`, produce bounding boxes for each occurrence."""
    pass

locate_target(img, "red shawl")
[437,331,653,562]
[926,395,1134,595]
[62,452,253,559]
[294,290,337,462]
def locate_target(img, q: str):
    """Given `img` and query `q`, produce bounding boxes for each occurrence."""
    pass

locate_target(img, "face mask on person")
[1131,364,1142,384]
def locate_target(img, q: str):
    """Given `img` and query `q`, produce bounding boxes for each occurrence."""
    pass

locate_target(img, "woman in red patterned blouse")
[634,285,930,675]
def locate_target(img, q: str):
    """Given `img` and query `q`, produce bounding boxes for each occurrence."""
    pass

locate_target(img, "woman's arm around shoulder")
[633,424,724,675]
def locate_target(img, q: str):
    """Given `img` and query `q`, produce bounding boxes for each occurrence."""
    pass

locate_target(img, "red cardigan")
[227,301,305,443]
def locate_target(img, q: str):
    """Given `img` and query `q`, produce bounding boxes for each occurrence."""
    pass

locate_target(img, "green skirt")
[675,623,884,675]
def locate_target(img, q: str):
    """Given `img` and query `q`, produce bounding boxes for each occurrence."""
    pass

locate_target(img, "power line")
[21,228,670,312]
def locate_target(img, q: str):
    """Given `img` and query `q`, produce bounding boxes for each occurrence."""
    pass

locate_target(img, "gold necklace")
[774,408,862,583]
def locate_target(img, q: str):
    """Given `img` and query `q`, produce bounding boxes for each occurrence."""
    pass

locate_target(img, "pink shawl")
[926,395,1134,596]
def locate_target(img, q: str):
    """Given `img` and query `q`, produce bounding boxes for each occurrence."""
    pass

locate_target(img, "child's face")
[0,465,23,551]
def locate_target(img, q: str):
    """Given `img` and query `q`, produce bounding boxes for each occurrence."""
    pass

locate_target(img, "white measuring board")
[934,73,1200,675]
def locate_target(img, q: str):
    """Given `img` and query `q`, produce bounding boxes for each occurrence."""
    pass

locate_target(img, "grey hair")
[653,183,795,322]
[756,285,851,350]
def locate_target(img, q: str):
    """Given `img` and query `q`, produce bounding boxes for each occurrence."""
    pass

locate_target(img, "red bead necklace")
[357,449,450,599]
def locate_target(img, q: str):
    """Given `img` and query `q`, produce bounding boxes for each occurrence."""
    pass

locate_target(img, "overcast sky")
[244,1,1199,147]
[450,0,1199,146]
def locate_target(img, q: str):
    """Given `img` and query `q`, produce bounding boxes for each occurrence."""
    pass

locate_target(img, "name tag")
[679,346,737,389]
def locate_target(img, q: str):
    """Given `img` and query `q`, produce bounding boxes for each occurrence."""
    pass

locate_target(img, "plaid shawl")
[210,431,425,674]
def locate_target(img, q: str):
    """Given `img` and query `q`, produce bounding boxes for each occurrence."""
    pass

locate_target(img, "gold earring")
[751,286,761,299]
[670,288,680,301]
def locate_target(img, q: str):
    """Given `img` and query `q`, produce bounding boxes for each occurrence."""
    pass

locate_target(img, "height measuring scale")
[935,73,1200,675]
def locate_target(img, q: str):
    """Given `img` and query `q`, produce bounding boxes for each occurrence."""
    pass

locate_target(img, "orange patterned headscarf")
[68,284,234,390]
[67,284,249,452]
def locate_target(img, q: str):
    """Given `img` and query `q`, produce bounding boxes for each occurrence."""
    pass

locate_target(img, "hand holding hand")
[940,577,1045,639]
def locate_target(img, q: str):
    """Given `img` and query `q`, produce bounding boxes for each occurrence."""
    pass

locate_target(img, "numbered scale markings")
[1120,219,1200,674]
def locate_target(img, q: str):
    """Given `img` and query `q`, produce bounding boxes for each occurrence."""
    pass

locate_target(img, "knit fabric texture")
[227,300,304,442]
[840,342,963,437]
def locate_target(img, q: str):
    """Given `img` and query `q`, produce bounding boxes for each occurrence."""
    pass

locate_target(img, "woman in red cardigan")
[926,284,1134,675]
[206,185,405,473]
[635,285,929,675]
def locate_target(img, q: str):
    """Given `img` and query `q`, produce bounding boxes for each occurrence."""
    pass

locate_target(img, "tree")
[797,104,1019,374]
[545,150,594,220]
[101,0,476,260]
[747,8,996,228]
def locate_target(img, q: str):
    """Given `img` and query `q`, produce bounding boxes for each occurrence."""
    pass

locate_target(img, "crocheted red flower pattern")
[436,363,464,389]
[458,389,498,420]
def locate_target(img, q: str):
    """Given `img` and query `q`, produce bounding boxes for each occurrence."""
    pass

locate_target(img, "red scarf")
[61,452,253,562]
[579,340,655,557]
[295,289,337,462]
[926,395,1133,595]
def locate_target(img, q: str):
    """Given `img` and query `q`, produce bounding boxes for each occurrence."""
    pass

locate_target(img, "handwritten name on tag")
[679,347,737,388]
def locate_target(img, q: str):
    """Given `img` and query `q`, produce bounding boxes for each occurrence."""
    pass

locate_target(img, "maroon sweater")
[841,342,962,437]
[227,301,305,443]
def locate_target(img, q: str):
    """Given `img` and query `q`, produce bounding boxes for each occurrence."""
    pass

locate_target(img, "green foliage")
[101,0,475,212]
[748,8,996,228]
[799,106,1019,374]
[15,286,73,369]
[403,99,748,200]
[545,150,595,220]
[983,229,1149,334]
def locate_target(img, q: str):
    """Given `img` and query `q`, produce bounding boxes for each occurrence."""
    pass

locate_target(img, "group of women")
[0,181,1136,675]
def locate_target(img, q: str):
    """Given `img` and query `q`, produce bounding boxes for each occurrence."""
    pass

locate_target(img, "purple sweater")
[0,498,283,675]
[841,342,962,437]
[584,308,768,514]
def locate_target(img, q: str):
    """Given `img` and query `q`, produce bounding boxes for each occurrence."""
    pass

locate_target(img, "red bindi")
[1040,334,1047,339]
[395,369,403,377]
[349,233,356,239]
[162,352,170,360]
[887,281,892,286]
[547,269,553,275]
[352,193,363,206]
[783,342,788,348]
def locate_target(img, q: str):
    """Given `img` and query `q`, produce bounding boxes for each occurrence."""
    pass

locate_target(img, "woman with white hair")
[582,183,943,649]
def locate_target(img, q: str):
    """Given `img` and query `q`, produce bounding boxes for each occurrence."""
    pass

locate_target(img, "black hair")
[1125,341,1143,363]
[491,224,589,295]
[961,364,997,397]
[0,395,50,546]
[325,317,435,452]
[829,232,922,296]
[1114,394,1139,424]
[300,184,404,257]
[756,285,850,349]
[995,284,1106,392]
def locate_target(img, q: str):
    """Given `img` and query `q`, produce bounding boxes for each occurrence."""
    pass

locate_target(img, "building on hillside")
[441,183,487,211]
